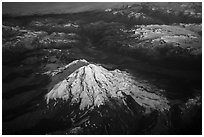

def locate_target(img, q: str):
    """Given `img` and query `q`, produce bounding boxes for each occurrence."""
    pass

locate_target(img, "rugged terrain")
[2,2,202,135]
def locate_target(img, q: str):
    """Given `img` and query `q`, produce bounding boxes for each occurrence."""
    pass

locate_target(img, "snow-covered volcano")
[44,59,170,134]
[46,59,169,111]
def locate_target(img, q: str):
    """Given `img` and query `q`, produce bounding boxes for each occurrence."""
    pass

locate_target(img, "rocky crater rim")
[42,59,89,76]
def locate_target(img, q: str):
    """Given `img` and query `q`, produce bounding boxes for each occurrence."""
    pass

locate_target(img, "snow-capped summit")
[46,59,169,111]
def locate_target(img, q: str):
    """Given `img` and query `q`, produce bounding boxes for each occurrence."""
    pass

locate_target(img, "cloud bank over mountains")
[3,2,130,16]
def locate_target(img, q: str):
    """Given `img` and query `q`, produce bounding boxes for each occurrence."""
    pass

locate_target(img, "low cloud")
[3,2,132,16]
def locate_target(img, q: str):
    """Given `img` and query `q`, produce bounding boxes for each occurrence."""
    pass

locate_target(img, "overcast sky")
[3,2,134,16]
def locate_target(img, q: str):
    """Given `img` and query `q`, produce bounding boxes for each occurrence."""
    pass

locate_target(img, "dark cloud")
[2,2,133,16]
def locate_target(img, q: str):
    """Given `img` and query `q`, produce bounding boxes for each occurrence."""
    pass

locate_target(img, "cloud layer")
[3,2,131,16]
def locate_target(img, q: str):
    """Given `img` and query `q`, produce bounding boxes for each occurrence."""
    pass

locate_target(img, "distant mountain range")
[3,2,201,17]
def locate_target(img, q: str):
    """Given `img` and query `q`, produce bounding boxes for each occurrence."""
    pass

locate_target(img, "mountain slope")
[44,59,169,134]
